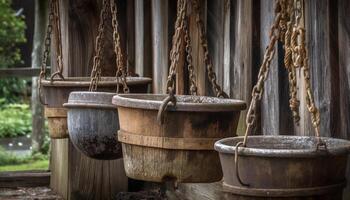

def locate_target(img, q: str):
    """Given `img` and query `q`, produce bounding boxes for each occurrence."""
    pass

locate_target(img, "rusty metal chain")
[183,17,197,95]
[110,0,129,93]
[89,0,109,91]
[158,0,187,124]
[283,0,301,124]
[242,0,283,146]
[50,0,64,81]
[192,0,228,98]
[292,0,321,139]
[38,0,56,105]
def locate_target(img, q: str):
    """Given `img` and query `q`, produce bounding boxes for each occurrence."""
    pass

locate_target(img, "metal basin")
[41,77,151,139]
[113,94,246,183]
[64,92,121,160]
[215,135,350,199]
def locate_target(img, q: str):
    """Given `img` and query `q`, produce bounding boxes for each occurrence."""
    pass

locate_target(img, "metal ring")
[234,141,249,187]
[50,71,65,82]
[157,95,176,125]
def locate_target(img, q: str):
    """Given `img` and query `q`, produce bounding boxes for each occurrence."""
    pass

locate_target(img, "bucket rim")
[63,91,117,109]
[214,135,350,157]
[112,94,246,112]
[41,76,152,87]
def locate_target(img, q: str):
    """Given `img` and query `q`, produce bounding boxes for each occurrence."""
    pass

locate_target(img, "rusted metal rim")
[41,77,152,87]
[214,136,350,157]
[63,92,117,110]
[223,181,346,197]
[112,94,246,112]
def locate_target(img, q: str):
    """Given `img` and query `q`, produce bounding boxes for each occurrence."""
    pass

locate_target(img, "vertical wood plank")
[259,0,280,135]
[50,139,69,198]
[229,0,254,135]
[338,1,350,198]
[135,0,152,78]
[151,0,169,93]
[189,0,207,96]
[207,0,225,93]
[126,0,135,74]
[304,0,336,137]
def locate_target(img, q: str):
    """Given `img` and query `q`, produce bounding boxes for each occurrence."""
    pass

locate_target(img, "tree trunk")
[31,0,47,152]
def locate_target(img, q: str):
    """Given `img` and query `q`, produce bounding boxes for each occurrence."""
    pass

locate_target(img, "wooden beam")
[0,67,50,77]
[151,0,169,94]
[135,0,152,78]
[0,171,50,188]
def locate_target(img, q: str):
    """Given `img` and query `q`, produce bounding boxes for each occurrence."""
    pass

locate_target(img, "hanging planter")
[113,94,245,182]
[215,0,350,199]
[64,0,151,160]
[113,0,246,183]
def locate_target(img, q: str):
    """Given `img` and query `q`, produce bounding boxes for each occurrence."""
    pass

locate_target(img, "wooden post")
[135,0,152,78]
[31,0,47,153]
[151,0,169,94]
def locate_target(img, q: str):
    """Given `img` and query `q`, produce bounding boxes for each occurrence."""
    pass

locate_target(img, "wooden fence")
[50,0,350,199]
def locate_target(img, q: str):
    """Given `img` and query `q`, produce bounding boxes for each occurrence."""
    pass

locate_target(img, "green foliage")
[0,103,32,138]
[0,0,26,68]
[0,78,29,105]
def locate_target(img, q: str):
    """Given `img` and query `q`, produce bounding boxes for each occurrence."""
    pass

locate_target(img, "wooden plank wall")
[50,0,350,199]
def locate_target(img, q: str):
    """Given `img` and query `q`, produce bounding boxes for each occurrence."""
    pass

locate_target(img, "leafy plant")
[0,0,26,68]
[0,103,32,138]
[0,78,29,105]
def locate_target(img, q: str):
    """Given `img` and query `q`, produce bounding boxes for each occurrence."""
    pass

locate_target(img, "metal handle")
[234,141,249,187]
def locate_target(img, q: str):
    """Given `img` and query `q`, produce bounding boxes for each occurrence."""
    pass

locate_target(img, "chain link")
[50,0,64,81]
[165,0,187,97]
[192,0,228,98]
[38,0,56,105]
[111,0,129,93]
[89,0,109,91]
[243,0,283,146]
[283,0,301,124]
[183,17,197,95]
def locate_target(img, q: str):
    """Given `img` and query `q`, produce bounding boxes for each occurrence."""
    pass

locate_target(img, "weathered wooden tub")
[41,77,151,139]
[112,94,246,183]
[214,136,350,200]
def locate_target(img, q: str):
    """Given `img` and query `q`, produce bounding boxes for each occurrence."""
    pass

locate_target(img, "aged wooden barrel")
[42,77,151,139]
[214,136,350,200]
[112,94,246,183]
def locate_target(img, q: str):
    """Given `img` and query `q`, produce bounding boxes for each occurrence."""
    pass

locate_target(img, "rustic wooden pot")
[112,94,246,183]
[214,136,350,200]
[41,77,151,139]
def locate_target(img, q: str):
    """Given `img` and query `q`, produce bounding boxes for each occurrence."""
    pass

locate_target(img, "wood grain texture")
[151,0,169,93]
[229,0,254,135]
[135,0,152,78]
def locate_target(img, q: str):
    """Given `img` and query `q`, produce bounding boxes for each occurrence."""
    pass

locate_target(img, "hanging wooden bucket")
[62,78,151,160]
[112,94,246,183]
[42,77,151,139]
[214,136,350,200]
